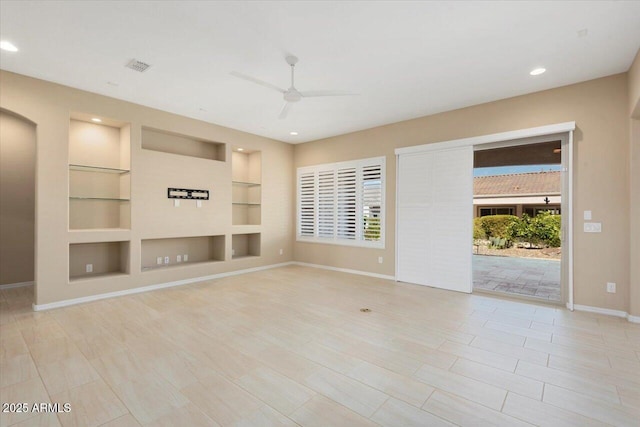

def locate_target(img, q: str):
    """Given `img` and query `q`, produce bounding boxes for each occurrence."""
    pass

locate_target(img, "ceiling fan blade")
[278,102,293,119]
[230,71,286,93]
[300,90,359,97]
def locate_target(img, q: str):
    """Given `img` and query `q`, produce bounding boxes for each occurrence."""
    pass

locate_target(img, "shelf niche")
[232,233,261,259]
[142,127,226,161]
[69,117,131,230]
[232,149,261,225]
[69,241,129,281]
[141,235,225,271]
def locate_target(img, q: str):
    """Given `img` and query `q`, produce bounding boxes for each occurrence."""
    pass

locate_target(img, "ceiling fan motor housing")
[284,89,302,103]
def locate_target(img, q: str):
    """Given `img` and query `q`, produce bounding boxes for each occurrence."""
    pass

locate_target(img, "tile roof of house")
[474,171,561,196]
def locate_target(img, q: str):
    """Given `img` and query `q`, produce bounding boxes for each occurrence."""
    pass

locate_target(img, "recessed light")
[530,68,546,76]
[91,118,102,123]
[237,148,244,152]
[290,131,299,136]
[0,41,18,52]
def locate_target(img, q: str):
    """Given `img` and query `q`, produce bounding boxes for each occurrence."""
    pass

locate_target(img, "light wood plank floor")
[1,265,639,426]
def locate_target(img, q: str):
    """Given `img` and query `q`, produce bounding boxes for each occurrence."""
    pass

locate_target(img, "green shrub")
[531,211,561,247]
[475,212,561,248]
[509,213,533,243]
[473,217,486,240]
[478,215,520,245]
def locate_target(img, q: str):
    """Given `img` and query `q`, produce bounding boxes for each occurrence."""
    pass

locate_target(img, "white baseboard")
[571,303,639,323]
[32,262,294,311]
[292,261,395,281]
[0,281,34,290]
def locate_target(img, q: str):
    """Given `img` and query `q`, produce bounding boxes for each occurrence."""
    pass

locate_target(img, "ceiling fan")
[231,56,356,119]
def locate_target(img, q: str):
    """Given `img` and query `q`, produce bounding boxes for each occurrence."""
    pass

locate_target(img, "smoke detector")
[126,59,151,72]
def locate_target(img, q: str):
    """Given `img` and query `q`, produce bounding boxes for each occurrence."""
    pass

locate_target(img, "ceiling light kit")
[290,131,298,136]
[530,67,546,76]
[231,55,357,120]
[0,40,18,52]
[91,118,102,123]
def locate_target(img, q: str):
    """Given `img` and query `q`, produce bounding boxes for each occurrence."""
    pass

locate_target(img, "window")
[479,207,515,216]
[297,157,385,248]
[523,206,561,216]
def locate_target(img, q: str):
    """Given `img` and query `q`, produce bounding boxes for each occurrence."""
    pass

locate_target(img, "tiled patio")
[473,254,561,301]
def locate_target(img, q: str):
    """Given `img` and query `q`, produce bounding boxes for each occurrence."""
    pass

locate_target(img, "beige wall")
[0,110,36,285]
[630,118,639,317]
[629,48,640,117]
[0,70,294,305]
[629,48,640,317]
[294,74,631,313]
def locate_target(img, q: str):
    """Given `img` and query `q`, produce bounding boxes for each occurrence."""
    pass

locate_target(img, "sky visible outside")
[473,164,562,177]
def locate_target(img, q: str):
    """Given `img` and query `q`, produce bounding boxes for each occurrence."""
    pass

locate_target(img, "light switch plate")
[584,222,602,233]
[196,200,202,208]
[584,210,592,220]
[156,257,163,265]
[177,255,182,263]
[183,254,188,262]
[86,263,93,273]
[174,199,180,207]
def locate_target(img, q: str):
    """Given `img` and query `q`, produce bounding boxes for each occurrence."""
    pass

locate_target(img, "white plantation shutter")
[297,157,385,248]
[337,167,357,240]
[362,164,382,241]
[318,170,335,237]
[299,171,316,237]
[397,146,473,293]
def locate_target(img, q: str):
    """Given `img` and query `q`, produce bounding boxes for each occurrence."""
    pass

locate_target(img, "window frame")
[296,156,385,249]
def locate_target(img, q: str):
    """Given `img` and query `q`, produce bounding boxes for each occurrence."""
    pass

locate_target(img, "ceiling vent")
[126,59,151,72]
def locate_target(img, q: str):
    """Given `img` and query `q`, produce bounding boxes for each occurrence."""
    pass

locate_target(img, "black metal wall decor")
[167,188,209,200]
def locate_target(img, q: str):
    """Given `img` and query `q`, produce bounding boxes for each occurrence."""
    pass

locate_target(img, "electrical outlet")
[607,282,616,293]
[164,256,170,264]
[156,257,163,265]
[86,263,93,273]
[177,255,182,263]
[584,210,592,220]
[279,249,283,255]
[378,256,383,264]
[183,254,188,262]
[584,222,602,233]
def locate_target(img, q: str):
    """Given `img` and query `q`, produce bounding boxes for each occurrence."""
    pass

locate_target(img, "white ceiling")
[1,1,639,144]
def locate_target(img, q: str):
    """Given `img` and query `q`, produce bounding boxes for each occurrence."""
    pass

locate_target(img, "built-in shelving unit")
[69,241,129,281]
[142,127,226,161]
[141,235,225,271]
[232,150,261,225]
[232,233,261,259]
[69,116,131,230]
